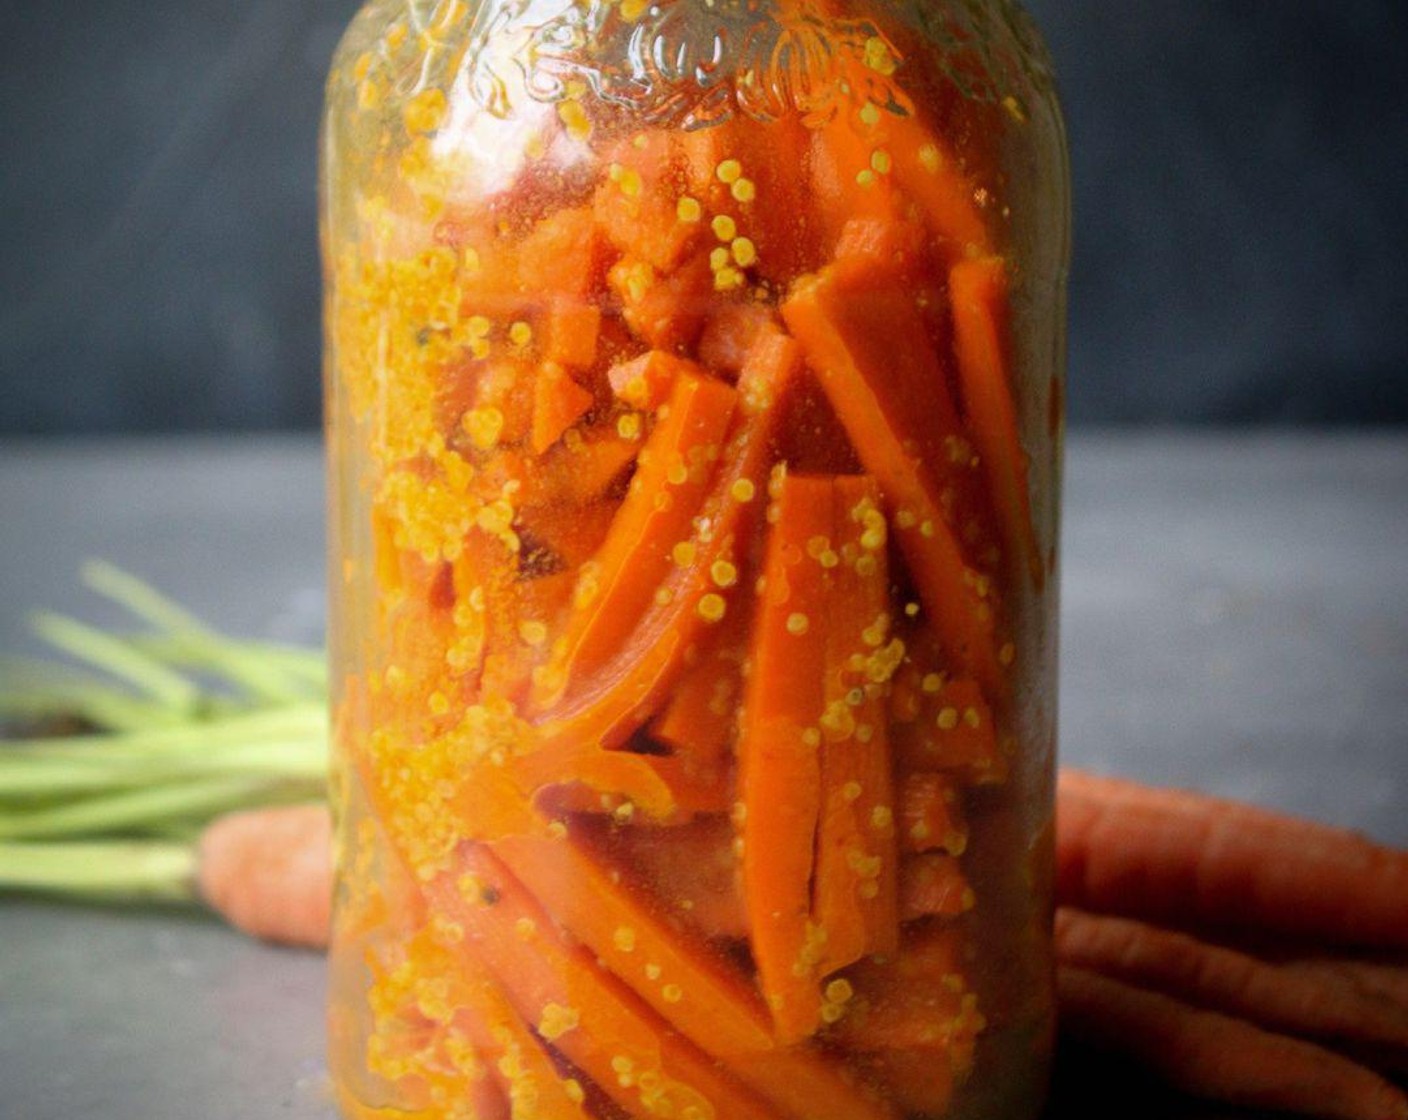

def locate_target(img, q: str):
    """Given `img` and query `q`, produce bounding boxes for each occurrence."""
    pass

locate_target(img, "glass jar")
[322,1,1068,1117]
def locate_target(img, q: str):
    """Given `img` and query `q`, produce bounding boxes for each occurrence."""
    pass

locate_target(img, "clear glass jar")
[322,1,1068,1117]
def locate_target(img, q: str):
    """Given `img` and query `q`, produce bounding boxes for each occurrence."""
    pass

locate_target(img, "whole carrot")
[1056,908,1408,1053]
[196,804,332,949]
[1058,770,1408,951]
[1058,965,1408,1120]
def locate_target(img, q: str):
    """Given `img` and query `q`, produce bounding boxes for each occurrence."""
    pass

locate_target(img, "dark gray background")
[3,1,1406,435]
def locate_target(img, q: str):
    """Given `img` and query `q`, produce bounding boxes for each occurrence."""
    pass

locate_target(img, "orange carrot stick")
[899,853,975,923]
[1057,771,1408,951]
[812,475,899,971]
[530,328,803,751]
[1055,909,1408,1054]
[891,672,1006,785]
[607,350,698,411]
[535,371,738,710]
[738,472,833,1043]
[949,254,1042,589]
[530,362,595,454]
[782,264,1002,694]
[898,772,968,855]
[493,826,897,1120]
[434,845,781,1120]
[650,600,748,769]
[490,823,777,1057]
[197,804,332,949]
[1058,965,1408,1120]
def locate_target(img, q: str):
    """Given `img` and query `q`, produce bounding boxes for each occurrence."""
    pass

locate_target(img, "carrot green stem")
[0,776,310,841]
[29,611,204,714]
[0,840,198,903]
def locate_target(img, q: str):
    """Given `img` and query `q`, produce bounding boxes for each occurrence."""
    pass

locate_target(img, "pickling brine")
[321,1,1069,1116]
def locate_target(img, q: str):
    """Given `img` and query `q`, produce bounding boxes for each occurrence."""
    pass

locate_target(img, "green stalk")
[0,840,198,903]
[0,776,312,841]
[83,561,321,705]
[30,612,203,714]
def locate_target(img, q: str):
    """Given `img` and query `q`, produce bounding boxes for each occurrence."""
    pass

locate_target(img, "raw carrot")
[1058,965,1408,1120]
[1057,770,1408,951]
[737,473,833,1043]
[697,301,781,377]
[515,205,607,298]
[1055,908,1408,1054]
[782,263,1003,694]
[197,803,332,949]
[534,370,738,709]
[949,254,1042,588]
[608,251,715,352]
[812,475,900,972]
[593,131,702,274]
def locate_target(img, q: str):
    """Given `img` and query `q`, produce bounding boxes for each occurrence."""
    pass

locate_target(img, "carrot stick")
[1057,770,1408,951]
[530,362,595,454]
[433,845,781,1120]
[535,371,738,709]
[197,803,331,948]
[530,327,803,751]
[892,674,1005,784]
[1058,965,1408,1120]
[492,827,897,1120]
[949,254,1042,589]
[899,853,975,923]
[738,472,833,1043]
[608,350,698,412]
[899,772,968,855]
[1055,908,1408,1054]
[490,824,778,1057]
[812,475,899,971]
[591,815,748,941]
[782,265,1003,694]
[448,949,592,1120]
[649,604,747,769]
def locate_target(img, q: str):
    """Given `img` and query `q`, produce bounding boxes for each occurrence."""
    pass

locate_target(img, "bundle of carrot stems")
[2,564,1406,1120]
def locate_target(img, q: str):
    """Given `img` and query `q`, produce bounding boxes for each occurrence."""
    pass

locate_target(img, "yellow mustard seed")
[731,478,756,503]
[711,560,739,588]
[662,984,684,1004]
[801,727,821,748]
[963,706,982,729]
[620,0,649,19]
[547,819,569,840]
[937,707,960,731]
[404,87,447,135]
[842,781,863,803]
[645,963,663,981]
[709,246,730,272]
[859,101,881,127]
[697,593,727,623]
[731,237,758,267]
[676,195,702,223]
[462,407,504,451]
[999,642,1017,666]
[716,158,743,183]
[825,978,855,1004]
[538,1003,580,1041]
[711,214,737,241]
[731,177,756,202]
[871,805,893,830]
[508,320,533,348]
[870,149,893,175]
[616,412,642,441]
[856,168,876,188]
[564,1080,586,1105]
[558,99,591,140]
[786,612,810,636]
[672,540,698,567]
[613,926,637,953]
[619,167,643,198]
[918,143,941,173]
[714,265,744,291]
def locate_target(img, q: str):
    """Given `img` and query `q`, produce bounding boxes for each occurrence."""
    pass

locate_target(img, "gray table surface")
[2,431,1406,1119]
